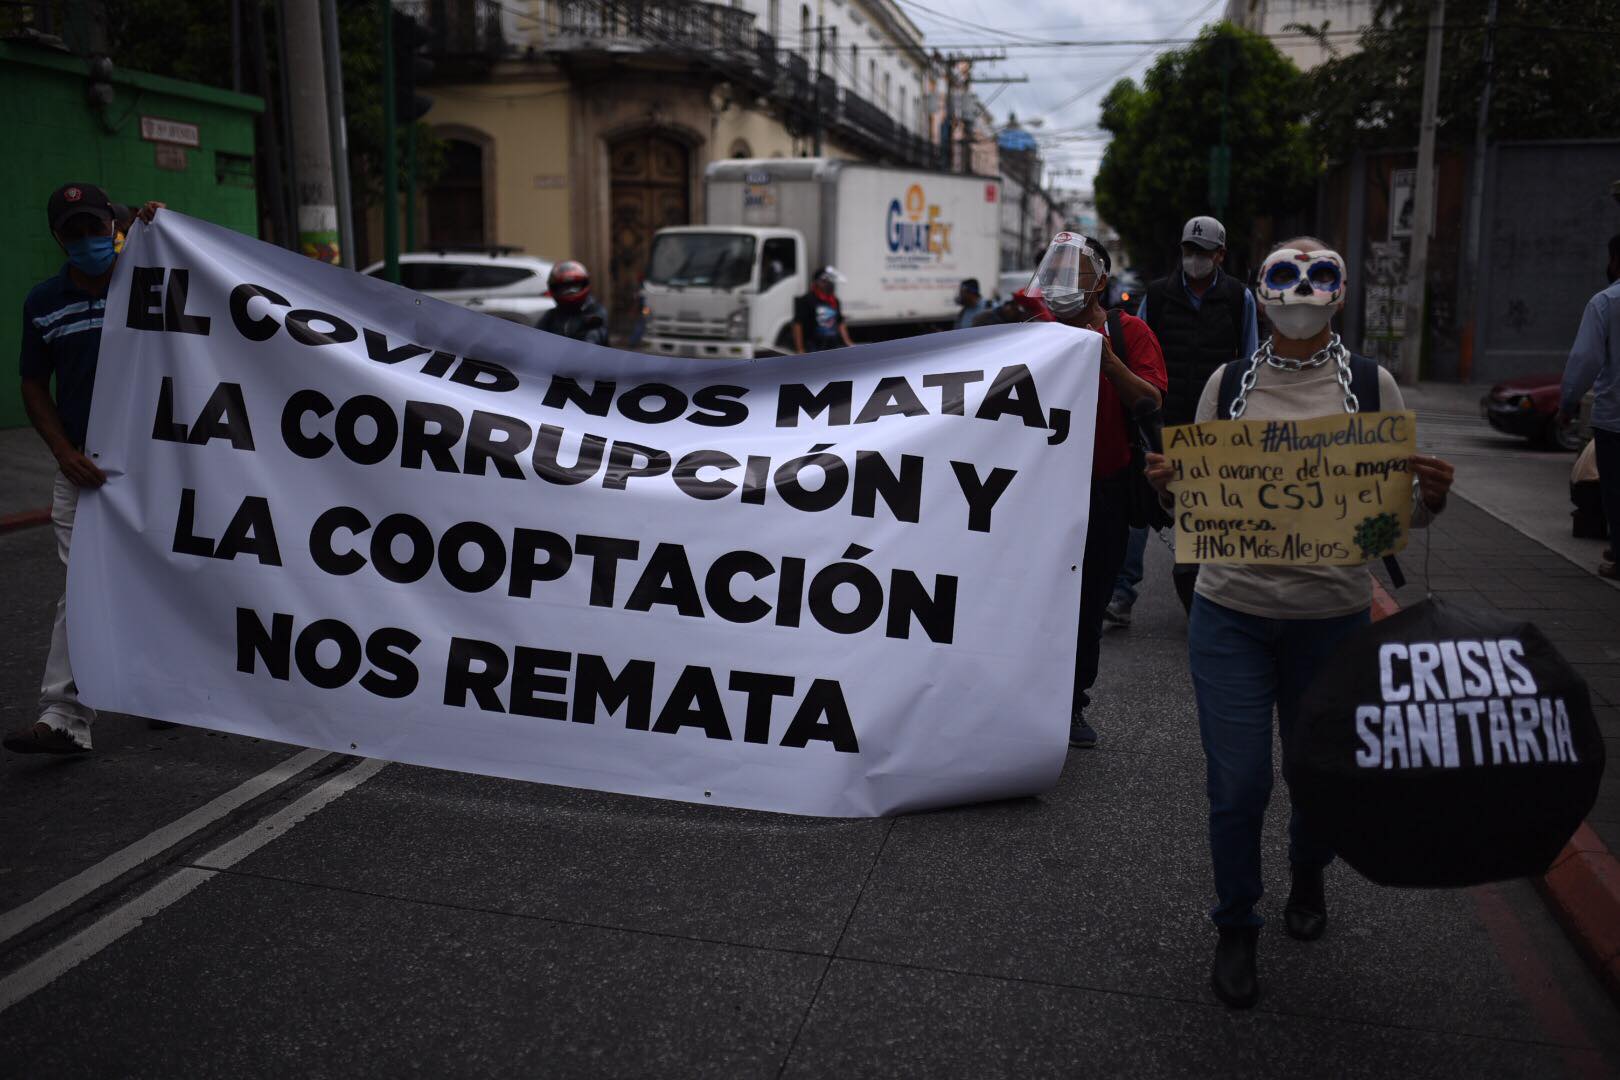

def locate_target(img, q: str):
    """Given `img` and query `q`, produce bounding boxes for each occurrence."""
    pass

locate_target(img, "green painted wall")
[0,41,263,429]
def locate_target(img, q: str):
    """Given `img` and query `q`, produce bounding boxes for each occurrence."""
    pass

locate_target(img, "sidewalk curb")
[0,507,51,534]
[1369,577,1620,1004]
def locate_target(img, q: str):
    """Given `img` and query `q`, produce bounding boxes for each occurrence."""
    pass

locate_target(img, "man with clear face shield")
[1025,233,1167,749]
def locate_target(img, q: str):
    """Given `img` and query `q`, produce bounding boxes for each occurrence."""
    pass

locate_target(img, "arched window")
[730,139,753,159]
[899,85,907,130]
[427,134,489,250]
[868,59,876,98]
[800,4,810,55]
[884,72,891,110]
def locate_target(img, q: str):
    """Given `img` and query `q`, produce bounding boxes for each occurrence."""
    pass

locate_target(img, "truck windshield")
[646,234,757,289]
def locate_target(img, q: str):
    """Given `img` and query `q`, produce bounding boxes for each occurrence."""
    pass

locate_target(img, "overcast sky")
[896,0,1228,193]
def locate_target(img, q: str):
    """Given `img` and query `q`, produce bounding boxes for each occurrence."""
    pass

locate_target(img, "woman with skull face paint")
[1026,233,1168,749]
[1144,237,1455,1010]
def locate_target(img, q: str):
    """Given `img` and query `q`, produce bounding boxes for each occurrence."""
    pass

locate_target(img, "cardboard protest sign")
[1163,410,1416,565]
[70,212,1101,818]
[1292,597,1604,887]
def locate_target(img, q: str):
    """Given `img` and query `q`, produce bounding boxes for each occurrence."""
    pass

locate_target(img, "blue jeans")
[1187,594,1370,928]
[1111,526,1149,606]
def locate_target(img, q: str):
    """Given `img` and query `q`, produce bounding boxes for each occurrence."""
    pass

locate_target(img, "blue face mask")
[65,235,117,276]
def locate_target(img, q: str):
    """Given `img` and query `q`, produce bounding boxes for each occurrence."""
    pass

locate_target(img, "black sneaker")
[1068,715,1098,748]
[1211,927,1260,1008]
[1102,599,1132,629]
[1284,864,1328,941]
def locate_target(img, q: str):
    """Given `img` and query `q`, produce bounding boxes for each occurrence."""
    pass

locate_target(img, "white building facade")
[1223,0,1376,70]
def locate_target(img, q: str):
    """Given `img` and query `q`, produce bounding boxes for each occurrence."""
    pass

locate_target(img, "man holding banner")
[1025,233,1167,750]
[5,186,162,756]
[1145,238,1455,1010]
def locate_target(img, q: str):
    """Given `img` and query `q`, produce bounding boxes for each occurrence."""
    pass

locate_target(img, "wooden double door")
[608,132,691,331]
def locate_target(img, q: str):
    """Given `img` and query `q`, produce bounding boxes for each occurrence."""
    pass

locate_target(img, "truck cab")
[641,226,805,360]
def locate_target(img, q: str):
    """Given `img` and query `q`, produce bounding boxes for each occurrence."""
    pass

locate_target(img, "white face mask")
[1264,302,1335,341]
[1182,253,1215,280]
[1044,287,1088,319]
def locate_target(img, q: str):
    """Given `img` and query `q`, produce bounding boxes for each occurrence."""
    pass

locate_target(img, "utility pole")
[812,19,825,156]
[231,0,242,93]
[381,0,400,283]
[285,0,340,263]
[1458,0,1497,382]
[320,0,355,268]
[1211,36,1231,222]
[1399,0,1445,385]
[936,52,1007,174]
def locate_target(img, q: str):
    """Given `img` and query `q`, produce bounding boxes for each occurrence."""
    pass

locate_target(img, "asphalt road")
[2,509,1617,1077]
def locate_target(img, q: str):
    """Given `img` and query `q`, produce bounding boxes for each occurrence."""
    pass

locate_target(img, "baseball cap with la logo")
[1181,215,1227,250]
[47,182,115,233]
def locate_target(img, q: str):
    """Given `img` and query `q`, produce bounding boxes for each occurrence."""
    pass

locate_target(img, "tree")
[1095,23,1319,276]
[1302,0,1620,152]
[98,0,442,234]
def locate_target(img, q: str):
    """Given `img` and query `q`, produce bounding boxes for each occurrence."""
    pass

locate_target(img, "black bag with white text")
[1290,597,1604,887]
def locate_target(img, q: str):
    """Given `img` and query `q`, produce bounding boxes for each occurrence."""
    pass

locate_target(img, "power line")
[476,2,1615,61]
[893,0,1050,45]
[1035,0,1225,115]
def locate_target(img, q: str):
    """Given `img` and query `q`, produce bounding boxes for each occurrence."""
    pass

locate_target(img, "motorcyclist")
[538,260,609,345]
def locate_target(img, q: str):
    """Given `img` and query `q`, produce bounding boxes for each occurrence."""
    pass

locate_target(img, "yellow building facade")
[389,0,936,332]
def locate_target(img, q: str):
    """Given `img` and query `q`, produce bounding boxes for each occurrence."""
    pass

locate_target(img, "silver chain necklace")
[1227,334,1360,419]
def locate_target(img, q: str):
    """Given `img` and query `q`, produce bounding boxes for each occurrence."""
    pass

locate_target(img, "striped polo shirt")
[19,265,108,448]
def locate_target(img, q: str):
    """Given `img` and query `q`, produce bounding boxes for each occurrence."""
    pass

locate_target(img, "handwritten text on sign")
[1163,410,1415,565]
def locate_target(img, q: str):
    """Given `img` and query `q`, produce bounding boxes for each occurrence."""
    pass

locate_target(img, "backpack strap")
[1348,353,1381,412]
[1216,359,1247,420]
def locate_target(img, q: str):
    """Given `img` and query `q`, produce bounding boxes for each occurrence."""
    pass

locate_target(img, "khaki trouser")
[39,470,96,749]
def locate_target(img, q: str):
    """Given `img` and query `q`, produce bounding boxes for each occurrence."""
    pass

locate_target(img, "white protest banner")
[70,212,1100,818]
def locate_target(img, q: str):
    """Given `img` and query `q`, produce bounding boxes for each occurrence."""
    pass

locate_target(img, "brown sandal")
[3,722,90,755]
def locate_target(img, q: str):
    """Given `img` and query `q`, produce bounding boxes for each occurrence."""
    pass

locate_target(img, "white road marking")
[0,757,388,1014]
[0,747,330,950]
[192,757,386,870]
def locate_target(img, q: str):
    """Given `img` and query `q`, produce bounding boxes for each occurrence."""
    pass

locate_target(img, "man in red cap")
[5,184,160,755]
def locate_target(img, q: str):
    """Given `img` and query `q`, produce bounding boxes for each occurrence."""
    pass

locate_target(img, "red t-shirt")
[1090,311,1168,477]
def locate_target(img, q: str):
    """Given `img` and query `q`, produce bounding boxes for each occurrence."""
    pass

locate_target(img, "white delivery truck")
[642,158,1002,359]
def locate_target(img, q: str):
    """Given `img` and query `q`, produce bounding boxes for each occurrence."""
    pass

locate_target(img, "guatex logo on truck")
[886,184,951,260]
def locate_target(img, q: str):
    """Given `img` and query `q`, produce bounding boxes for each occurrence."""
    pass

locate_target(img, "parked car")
[361,249,555,327]
[1480,372,1588,450]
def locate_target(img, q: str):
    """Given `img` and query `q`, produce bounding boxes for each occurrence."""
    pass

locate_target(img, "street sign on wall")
[140,115,201,147]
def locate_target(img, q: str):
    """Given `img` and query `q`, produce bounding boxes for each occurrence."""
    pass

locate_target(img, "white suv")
[362,250,556,326]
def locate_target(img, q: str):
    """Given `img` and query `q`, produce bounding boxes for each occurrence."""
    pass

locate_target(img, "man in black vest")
[1105,215,1257,624]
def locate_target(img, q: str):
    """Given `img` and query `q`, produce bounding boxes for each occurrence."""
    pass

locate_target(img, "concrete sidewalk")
[2,520,1616,1076]
[0,426,55,525]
